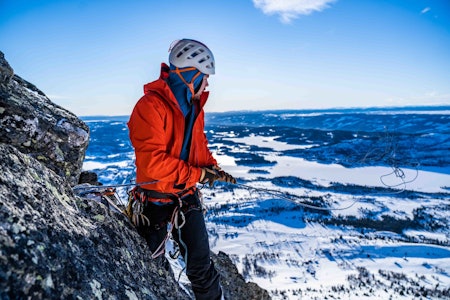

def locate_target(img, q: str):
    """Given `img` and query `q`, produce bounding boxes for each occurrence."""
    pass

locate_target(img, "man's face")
[193,75,209,100]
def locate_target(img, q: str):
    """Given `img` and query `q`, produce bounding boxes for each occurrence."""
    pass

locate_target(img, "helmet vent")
[198,56,209,63]
[183,45,194,52]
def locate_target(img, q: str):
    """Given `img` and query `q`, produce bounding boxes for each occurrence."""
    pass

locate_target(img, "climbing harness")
[124,186,200,262]
[125,186,196,225]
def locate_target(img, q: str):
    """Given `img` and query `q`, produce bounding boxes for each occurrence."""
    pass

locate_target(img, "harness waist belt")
[136,186,197,201]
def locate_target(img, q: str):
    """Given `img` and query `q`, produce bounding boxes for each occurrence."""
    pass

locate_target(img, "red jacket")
[128,63,217,193]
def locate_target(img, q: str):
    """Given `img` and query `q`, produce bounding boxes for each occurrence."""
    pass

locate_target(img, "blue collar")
[168,64,204,116]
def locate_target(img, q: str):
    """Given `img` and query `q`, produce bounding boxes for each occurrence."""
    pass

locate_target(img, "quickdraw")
[124,191,150,227]
[73,184,124,214]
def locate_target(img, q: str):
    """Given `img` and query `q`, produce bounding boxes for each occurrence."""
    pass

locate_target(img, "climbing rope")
[74,164,419,217]
[73,179,159,192]
[379,163,420,193]
[234,183,360,211]
[232,161,419,212]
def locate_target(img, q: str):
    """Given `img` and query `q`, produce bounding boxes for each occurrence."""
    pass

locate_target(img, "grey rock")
[79,170,102,185]
[212,251,271,300]
[0,51,89,186]
[0,51,14,84]
[0,144,271,299]
[0,143,190,299]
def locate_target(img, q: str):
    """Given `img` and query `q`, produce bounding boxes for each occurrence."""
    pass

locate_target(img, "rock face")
[0,51,14,83]
[0,51,89,186]
[0,51,270,299]
[212,252,271,300]
[0,143,191,299]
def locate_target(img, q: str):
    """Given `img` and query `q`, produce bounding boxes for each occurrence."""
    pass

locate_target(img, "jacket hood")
[143,63,209,110]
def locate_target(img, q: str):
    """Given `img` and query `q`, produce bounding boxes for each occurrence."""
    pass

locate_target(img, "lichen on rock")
[0,51,89,186]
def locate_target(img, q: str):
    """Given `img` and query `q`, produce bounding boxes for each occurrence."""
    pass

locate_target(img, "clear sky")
[1,0,449,116]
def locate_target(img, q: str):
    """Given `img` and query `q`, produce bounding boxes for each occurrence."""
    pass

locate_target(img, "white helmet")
[169,39,215,75]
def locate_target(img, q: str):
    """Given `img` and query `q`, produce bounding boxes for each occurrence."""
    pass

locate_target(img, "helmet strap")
[170,67,202,100]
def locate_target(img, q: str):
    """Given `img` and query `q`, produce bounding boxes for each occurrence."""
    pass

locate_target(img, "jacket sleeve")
[128,96,202,185]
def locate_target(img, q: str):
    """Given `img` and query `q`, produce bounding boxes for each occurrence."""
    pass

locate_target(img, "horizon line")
[78,104,450,118]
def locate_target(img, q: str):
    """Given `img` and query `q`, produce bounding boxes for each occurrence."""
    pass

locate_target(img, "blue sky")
[1,0,449,116]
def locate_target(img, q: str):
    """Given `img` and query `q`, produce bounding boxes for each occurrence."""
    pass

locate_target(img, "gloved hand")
[199,167,219,187]
[199,166,237,187]
[216,169,237,184]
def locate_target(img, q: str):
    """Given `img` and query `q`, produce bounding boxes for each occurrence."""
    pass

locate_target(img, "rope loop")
[174,210,186,229]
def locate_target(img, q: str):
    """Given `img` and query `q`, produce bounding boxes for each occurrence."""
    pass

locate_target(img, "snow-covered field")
[82,107,450,299]
[202,152,450,299]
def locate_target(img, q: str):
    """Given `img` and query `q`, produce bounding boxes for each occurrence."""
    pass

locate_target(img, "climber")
[127,38,236,300]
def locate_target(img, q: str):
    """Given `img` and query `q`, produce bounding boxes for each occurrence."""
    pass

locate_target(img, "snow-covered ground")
[202,147,450,299]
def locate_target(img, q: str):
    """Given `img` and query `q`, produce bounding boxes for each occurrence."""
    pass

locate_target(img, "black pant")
[136,193,222,300]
